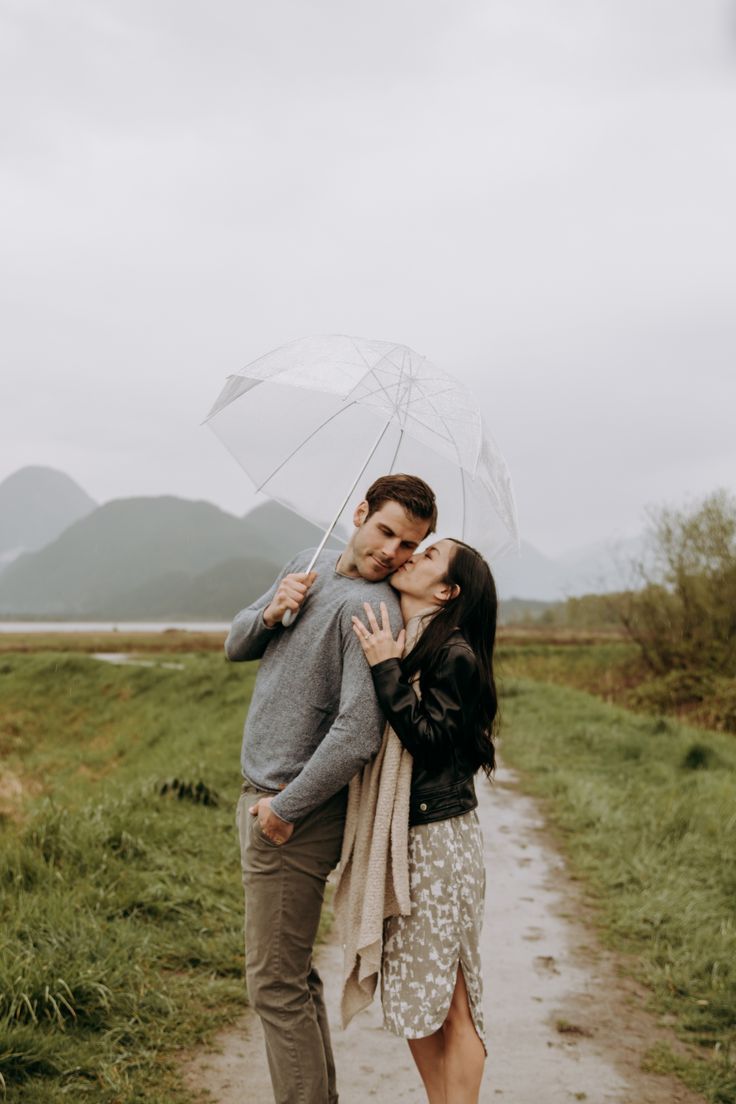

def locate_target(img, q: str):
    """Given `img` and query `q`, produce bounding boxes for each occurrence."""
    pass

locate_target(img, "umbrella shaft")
[305,419,392,574]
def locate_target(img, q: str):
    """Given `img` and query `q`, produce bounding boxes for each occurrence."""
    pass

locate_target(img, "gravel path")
[183,767,706,1104]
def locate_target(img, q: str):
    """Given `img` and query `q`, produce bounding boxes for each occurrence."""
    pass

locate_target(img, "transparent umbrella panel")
[205,336,519,562]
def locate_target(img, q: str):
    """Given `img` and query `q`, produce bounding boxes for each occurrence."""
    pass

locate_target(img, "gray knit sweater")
[225,549,403,823]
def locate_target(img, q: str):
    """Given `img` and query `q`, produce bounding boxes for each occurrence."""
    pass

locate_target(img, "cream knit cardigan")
[332,611,428,1029]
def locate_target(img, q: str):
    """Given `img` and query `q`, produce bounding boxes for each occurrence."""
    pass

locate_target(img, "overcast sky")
[2,0,735,557]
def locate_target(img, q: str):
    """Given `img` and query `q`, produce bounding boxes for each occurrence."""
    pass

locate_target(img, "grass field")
[499,678,736,1104]
[2,644,735,1102]
[1,651,258,1103]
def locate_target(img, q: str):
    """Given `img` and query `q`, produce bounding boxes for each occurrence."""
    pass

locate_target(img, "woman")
[351,537,498,1104]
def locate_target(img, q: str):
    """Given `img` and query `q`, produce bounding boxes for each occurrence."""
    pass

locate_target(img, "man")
[226,473,437,1104]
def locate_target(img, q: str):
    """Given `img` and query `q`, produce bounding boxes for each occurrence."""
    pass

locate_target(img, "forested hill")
[0,496,327,618]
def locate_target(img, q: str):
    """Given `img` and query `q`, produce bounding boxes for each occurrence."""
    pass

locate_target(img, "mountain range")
[0,466,641,618]
[0,466,96,567]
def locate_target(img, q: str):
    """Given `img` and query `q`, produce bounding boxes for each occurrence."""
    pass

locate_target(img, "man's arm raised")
[224,554,315,662]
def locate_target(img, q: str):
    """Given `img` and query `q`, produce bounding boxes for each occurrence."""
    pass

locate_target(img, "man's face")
[348,500,430,581]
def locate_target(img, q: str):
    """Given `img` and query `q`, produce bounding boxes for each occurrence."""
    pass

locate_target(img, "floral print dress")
[381,808,487,1051]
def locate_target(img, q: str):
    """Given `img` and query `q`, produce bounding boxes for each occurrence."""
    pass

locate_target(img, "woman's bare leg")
[442,965,485,1103]
[405,966,483,1103]
[407,1030,446,1104]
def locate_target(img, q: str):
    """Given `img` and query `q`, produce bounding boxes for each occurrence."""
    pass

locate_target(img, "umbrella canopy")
[205,335,519,561]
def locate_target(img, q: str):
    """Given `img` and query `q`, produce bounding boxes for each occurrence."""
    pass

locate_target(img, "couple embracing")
[227,474,499,1104]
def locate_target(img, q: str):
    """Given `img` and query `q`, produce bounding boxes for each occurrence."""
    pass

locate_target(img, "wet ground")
[93,652,185,669]
[183,767,705,1104]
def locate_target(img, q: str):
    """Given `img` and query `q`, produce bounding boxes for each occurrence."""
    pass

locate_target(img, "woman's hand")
[352,601,406,666]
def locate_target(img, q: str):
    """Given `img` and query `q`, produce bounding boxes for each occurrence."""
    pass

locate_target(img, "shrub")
[619,491,736,676]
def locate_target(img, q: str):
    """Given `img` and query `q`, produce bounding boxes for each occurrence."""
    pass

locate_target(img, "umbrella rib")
[303,418,395,574]
[344,373,400,411]
[410,378,477,422]
[412,383,470,403]
[408,379,479,453]
[413,389,473,521]
[398,368,415,430]
[205,422,263,493]
[353,339,405,376]
[344,380,400,404]
[348,337,403,410]
[254,401,358,493]
[401,415,455,446]
[382,348,412,376]
[342,377,458,447]
[386,427,405,473]
[416,384,466,445]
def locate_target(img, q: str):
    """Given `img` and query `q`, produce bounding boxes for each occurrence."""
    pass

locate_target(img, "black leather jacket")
[371,633,481,827]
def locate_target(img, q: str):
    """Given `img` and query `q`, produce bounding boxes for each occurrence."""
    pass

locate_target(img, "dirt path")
[183,768,705,1104]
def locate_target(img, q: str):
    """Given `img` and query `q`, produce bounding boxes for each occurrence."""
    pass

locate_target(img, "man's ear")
[353,500,369,528]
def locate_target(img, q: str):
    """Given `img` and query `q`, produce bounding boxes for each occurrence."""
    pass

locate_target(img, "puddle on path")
[92,652,185,670]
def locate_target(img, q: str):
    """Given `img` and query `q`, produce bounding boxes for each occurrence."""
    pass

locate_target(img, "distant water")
[0,621,230,633]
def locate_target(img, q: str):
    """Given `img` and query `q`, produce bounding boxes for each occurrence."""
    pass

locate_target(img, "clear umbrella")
[205,335,519,618]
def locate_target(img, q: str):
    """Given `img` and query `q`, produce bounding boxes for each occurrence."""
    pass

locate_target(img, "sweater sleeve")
[370,646,480,770]
[224,554,302,662]
[269,599,400,822]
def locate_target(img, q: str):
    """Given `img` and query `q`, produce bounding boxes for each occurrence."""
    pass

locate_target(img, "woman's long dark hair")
[401,540,498,776]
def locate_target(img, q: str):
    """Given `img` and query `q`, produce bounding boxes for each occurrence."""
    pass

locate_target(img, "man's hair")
[364,473,437,534]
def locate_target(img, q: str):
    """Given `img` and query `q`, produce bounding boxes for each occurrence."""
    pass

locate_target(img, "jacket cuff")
[370,657,402,678]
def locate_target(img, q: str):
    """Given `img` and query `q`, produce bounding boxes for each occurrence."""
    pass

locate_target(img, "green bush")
[620,491,736,676]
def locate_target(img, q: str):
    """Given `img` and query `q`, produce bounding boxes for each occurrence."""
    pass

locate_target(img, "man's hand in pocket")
[248,796,294,845]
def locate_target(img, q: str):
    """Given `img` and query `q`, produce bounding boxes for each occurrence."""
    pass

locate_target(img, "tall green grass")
[497,640,639,695]
[498,641,736,732]
[501,679,736,1104]
[0,652,257,1102]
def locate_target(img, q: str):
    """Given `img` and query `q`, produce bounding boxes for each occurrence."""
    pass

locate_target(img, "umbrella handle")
[279,545,323,629]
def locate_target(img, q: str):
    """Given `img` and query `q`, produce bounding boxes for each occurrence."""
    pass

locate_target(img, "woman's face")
[390,538,457,604]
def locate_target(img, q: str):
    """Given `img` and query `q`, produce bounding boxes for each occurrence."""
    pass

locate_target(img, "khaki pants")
[236,783,347,1104]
